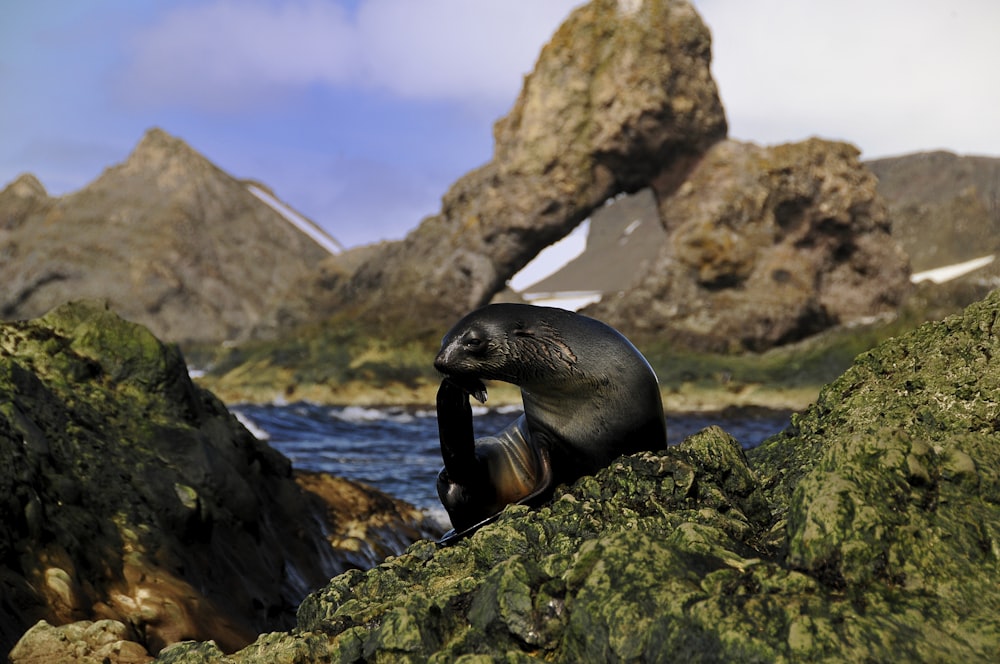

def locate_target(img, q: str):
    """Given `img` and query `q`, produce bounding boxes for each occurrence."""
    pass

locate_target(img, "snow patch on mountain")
[247,184,343,255]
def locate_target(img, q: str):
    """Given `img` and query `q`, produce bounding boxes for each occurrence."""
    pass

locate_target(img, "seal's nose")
[434,348,450,374]
[435,336,459,374]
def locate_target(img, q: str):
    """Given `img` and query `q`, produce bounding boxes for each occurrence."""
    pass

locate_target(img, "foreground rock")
[587,138,912,351]
[8,620,152,664]
[0,302,437,659]
[157,289,999,662]
[330,0,726,326]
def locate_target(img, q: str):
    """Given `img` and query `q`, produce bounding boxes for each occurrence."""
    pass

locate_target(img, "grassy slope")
[190,295,941,412]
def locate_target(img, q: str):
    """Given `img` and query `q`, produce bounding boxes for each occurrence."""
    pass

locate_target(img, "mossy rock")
[1,301,433,659]
[160,290,1000,663]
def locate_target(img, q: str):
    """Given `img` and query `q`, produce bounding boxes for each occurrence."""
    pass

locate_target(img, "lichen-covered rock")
[160,290,1000,663]
[752,288,1000,598]
[0,301,437,658]
[588,138,912,352]
[333,0,727,326]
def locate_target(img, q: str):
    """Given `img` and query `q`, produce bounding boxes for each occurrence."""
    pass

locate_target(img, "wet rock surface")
[155,291,1000,662]
[0,301,437,659]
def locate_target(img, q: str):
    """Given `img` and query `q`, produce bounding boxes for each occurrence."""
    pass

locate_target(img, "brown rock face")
[335,0,727,326]
[587,139,912,351]
[0,128,333,344]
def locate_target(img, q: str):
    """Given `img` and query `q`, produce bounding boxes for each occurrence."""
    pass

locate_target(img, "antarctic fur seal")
[434,303,667,542]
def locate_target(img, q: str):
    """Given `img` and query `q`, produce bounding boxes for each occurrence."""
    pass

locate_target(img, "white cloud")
[693,0,1000,157]
[354,0,582,104]
[118,0,584,112]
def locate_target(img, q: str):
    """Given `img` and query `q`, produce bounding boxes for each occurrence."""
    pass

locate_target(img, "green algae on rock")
[158,290,1000,663]
[0,301,436,660]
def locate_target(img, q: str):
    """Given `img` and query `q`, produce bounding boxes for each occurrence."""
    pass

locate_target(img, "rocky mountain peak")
[108,126,225,192]
[0,128,338,344]
[1,173,52,231]
[1,173,48,200]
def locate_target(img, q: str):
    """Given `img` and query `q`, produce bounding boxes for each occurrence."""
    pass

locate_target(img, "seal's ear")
[512,322,536,338]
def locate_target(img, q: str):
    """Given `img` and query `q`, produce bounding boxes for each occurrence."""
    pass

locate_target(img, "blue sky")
[3,0,999,249]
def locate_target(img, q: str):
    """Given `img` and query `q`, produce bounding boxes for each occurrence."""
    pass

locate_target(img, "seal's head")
[434,304,583,402]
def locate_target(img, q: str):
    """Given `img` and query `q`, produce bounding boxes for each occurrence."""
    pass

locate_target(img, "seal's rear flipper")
[436,510,505,545]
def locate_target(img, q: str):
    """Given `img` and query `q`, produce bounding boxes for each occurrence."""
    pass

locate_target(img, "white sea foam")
[328,406,424,424]
[423,507,452,533]
[493,404,524,416]
[233,410,271,441]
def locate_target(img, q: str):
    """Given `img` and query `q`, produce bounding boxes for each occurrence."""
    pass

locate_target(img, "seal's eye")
[462,331,485,352]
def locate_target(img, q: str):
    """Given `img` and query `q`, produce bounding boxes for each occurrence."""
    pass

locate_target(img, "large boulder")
[333,0,727,326]
[587,138,912,351]
[156,289,1000,662]
[0,301,437,659]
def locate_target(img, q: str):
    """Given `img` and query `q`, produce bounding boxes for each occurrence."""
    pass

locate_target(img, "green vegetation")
[191,316,446,404]
[193,303,935,410]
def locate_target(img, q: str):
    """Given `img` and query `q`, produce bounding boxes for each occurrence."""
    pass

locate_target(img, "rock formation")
[147,289,1000,663]
[0,301,437,659]
[308,0,912,355]
[332,0,727,326]
[0,129,336,345]
[586,138,912,351]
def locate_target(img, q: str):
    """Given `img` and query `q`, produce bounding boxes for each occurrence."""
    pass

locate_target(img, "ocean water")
[231,402,790,514]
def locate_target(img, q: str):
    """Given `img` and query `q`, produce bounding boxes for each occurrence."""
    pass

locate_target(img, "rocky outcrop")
[0,129,336,345]
[150,289,1000,663]
[332,0,726,326]
[587,138,912,351]
[0,174,49,231]
[860,151,1000,327]
[0,301,438,659]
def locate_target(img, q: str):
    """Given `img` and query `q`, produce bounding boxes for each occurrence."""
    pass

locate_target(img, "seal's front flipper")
[436,378,496,533]
[436,450,552,546]
[436,378,478,481]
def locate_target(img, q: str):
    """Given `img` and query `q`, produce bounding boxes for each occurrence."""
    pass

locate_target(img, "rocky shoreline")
[150,289,998,663]
[5,289,991,661]
[196,375,820,417]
